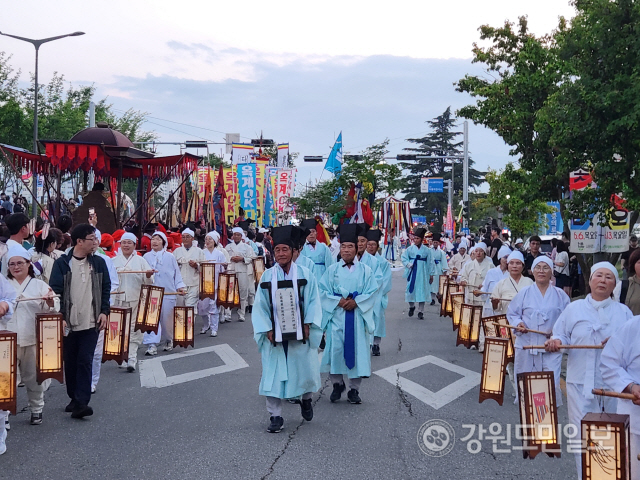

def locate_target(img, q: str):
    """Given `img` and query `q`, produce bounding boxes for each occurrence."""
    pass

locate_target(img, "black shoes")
[372,344,381,356]
[246,305,253,313]
[30,413,42,425]
[300,399,313,421]
[430,299,436,306]
[330,382,346,403]
[347,389,362,404]
[408,306,415,317]
[70,405,93,419]
[127,365,135,373]
[418,312,424,320]
[267,416,284,433]
[64,400,77,413]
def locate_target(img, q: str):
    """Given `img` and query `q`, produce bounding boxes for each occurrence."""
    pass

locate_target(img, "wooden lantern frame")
[437,274,448,301]
[0,330,17,415]
[173,306,195,349]
[581,412,631,480]
[36,313,64,384]
[451,292,464,331]
[439,280,450,317]
[252,257,266,288]
[217,272,241,309]
[490,314,515,363]
[446,283,463,318]
[479,337,509,406]
[102,307,132,365]
[199,263,217,300]
[456,304,482,348]
[517,371,561,459]
[135,285,165,334]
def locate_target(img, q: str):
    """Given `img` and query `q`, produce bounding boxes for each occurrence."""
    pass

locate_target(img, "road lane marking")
[374,355,480,410]
[139,344,249,388]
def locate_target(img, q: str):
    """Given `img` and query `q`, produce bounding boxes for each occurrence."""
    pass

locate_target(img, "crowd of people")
[0,207,638,478]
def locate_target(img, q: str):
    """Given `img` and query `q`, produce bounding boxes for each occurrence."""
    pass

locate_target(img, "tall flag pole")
[324,132,342,175]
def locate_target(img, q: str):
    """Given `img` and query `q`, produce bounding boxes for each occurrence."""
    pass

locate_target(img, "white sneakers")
[145,345,158,356]
[0,425,6,455]
[210,331,218,337]
[163,341,173,352]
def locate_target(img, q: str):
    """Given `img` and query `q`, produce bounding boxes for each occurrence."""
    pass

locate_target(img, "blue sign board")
[420,177,444,193]
[542,201,564,235]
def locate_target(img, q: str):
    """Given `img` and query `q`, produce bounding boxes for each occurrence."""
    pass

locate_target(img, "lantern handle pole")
[490,323,551,337]
[591,388,636,401]
[524,344,604,350]
[15,294,60,303]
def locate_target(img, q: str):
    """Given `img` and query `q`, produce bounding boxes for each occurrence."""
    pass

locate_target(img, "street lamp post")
[0,30,85,215]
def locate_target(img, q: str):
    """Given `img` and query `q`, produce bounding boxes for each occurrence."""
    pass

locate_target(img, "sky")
[2,0,576,192]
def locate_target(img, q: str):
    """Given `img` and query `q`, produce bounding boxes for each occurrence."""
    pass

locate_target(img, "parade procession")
[2,1,640,479]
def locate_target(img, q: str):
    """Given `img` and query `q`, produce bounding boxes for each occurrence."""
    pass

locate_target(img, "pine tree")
[401,107,484,228]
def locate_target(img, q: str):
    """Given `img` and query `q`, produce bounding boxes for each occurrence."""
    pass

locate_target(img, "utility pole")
[463,120,469,229]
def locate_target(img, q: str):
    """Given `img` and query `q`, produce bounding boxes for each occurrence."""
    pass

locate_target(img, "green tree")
[455,17,568,212]
[483,164,554,238]
[290,180,343,218]
[261,144,297,168]
[400,108,484,228]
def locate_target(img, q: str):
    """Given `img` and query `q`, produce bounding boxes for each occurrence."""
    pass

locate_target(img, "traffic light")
[396,154,417,161]
[462,200,470,217]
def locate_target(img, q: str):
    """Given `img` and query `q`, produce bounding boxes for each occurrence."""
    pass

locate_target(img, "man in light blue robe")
[300,218,334,277]
[429,234,448,306]
[252,225,323,433]
[365,229,392,356]
[401,227,434,319]
[319,223,378,405]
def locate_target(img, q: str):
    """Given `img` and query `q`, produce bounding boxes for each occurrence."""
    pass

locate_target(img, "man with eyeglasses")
[49,224,111,419]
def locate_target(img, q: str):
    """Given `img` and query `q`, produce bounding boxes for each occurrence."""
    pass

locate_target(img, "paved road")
[4,270,578,479]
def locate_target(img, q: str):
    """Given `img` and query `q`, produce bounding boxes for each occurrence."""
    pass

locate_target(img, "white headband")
[182,228,195,237]
[121,232,137,244]
[590,261,619,281]
[475,242,487,252]
[232,227,243,234]
[498,245,512,259]
[206,231,220,244]
[507,250,524,264]
[532,255,553,270]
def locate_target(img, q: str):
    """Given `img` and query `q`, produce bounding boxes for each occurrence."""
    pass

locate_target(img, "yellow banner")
[223,166,238,225]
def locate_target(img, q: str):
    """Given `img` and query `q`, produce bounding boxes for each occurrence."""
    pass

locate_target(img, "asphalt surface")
[3,270,578,480]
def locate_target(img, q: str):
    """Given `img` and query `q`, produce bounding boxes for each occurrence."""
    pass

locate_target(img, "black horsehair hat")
[271,225,299,249]
[339,223,366,244]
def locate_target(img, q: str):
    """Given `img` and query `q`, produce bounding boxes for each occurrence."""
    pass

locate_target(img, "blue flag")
[324,132,342,175]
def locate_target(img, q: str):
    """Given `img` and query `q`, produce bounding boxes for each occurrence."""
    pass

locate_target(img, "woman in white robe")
[4,245,59,426]
[491,250,533,397]
[460,242,493,306]
[546,262,632,478]
[508,256,569,406]
[143,232,186,355]
[197,231,227,337]
[477,245,511,352]
[600,316,640,480]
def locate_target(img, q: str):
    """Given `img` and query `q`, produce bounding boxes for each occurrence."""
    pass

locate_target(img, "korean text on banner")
[276,169,294,213]
[569,169,600,253]
[223,167,238,225]
[267,168,279,226]
[238,163,257,221]
[232,144,254,164]
[255,164,266,226]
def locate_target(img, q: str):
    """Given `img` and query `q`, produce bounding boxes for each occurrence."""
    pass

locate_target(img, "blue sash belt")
[407,256,428,293]
[335,291,359,369]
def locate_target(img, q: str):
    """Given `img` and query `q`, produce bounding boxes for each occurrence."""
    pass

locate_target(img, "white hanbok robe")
[448,252,469,273]
[92,252,119,388]
[508,283,570,405]
[197,248,226,333]
[401,244,433,303]
[301,242,334,278]
[173,245,205,308]
[319,259,378,378]
[295,254,315,272]
[384,236,401,262]
[479,266,509,316]
[143,250,186,345]
[112,252,154,366]
[491,275,533,315]
[225,241,255,318]
[552,296,632,476]
[0,275,16,427]
[30,252,55,284]
[252,264,322,399]
[460,258,493,305]
[430,248,448,295]
[600,316,640,480]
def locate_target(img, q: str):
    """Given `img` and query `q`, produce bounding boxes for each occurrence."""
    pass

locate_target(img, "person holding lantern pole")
[601,314,640,480]
[173,227,205,318]
[3,245,59,426]
[112,232,154,372]
[198,231,227,337]
[143,231,186,356]
[0,256,17,455]
[401,227,433,319]
[225,226,255,322]
[546,262,632,478]
[251,225,322,433]
[319,223,378,405]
